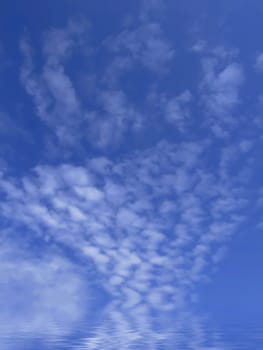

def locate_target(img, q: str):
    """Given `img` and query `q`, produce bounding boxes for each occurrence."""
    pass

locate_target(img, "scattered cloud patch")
[196,45,244,137]
[255,53,263,71]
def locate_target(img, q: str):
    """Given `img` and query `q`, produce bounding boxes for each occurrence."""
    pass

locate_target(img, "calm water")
[2,320,263,349]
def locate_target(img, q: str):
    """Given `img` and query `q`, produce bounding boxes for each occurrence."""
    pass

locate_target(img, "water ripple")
[2,322,263,349]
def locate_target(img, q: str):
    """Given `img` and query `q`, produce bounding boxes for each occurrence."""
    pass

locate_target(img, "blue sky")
[1,1,263,349]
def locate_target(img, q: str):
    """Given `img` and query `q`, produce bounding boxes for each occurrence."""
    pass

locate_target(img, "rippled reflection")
[2,307,263,350]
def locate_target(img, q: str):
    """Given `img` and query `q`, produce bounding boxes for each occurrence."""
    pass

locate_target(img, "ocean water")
[1,318,263,349]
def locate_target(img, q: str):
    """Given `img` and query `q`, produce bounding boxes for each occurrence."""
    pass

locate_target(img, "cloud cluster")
[19,15,249,157]
[0,136,252,346]
[107,22,175,74]
[18,0,183,153]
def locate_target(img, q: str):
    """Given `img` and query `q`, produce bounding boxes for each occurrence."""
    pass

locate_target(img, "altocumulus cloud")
[0,135,254,347]
[1,0,263,348]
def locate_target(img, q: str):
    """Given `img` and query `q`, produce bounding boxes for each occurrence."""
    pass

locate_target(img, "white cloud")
[108,22,175,74]
[201,60,243,117]
[0,140,250,316]
[18,4,193,154]
[87,89,142,149]
[165,90,192,128]
[255,52,263,71]
[20,21,88,147]
[0,245,88,336]
[196,45,244,136]
[20,24,144,151]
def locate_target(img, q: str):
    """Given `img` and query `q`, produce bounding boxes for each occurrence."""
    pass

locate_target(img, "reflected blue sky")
[1,0,263,349]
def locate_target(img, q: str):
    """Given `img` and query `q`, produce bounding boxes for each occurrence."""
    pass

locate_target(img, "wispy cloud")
[19,1,179,153]
[87,89,142,149]
[106,22,175,75]
[20,21,143,152]
[20,21,86,146]
[0,242,88,337]
[255,52,263,71]
[196,44,244,137]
